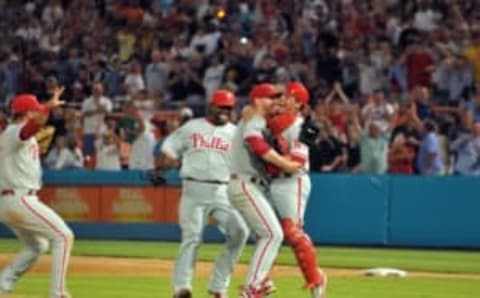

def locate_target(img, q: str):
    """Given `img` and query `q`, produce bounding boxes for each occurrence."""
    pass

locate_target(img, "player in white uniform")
[0,90,74,298]
[228,83,302,298]
[266,82,327,298]
[161,90,249,298]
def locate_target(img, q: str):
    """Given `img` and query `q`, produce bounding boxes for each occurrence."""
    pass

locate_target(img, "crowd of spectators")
[1,0,480,175]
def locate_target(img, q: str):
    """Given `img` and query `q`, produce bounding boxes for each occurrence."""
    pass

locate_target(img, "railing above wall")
[43,169,182,186]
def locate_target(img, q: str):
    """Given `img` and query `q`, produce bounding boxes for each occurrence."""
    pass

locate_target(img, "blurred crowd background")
[1,0,480,175]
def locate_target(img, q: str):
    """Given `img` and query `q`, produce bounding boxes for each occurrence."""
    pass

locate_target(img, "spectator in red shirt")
[324,82,351,136]
[402,43,436,90]
[388,135,415,174]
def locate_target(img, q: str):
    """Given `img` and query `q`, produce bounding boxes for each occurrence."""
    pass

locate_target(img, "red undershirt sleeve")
[245,136,271,157]
[19,105,50,140]
[19,119,42,140]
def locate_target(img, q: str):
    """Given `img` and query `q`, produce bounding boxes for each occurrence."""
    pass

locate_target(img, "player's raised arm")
[0,86,74,298]
[8,88,61,144]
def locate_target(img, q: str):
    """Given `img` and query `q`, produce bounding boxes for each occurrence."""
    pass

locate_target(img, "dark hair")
[424,120,436,132]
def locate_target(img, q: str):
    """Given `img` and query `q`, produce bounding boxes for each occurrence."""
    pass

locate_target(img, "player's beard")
[212,112,230,125]
[217,113,229,125]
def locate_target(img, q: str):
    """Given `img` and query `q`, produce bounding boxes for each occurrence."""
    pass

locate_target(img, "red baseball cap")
[10,94,43,114]
[286,82,310,105]
[249,83,282,102]
[211,90,236,107]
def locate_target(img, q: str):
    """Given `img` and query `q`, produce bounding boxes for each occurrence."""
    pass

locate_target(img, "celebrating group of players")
[161,82,327,298]
[0,82,326,298]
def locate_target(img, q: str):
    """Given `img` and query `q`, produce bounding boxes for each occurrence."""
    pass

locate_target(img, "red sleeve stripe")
[245,136,271,157]
[20,119,42,140]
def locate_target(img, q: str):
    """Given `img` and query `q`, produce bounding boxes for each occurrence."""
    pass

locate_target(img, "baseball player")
[0,89,74,298]
[266,82,327,298]
[161,90,249,298]
[228,83,302,298]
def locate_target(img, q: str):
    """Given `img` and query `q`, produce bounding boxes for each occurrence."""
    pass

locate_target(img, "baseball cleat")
[0,271,13,293]
[208,290,228,298]
[239,283,271,298]
[262,278,277,296]
[310,269,328,298]
[173,288,192,298]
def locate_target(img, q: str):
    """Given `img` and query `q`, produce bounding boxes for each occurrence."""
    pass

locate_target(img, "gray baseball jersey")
[283,116,303,143]
[270,115,311,224]
[0,123,74,298]
[282,116,310,171]
[162,117,249,295]
[229,114,269,181]
[228,113,284,292]
[162,118,236,182]
[0,124,42,190]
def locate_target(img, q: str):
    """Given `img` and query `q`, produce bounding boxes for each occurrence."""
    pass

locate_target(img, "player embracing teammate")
[266,82,327,297]
[228,82,327,298]
[164,82,326,297]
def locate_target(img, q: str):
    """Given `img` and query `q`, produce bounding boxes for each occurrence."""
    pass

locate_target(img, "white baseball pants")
[0,190,74,298]
[172,180,249,294]
[228,177,283,291]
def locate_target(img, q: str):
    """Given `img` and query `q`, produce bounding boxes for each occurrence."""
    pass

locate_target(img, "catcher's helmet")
[286,82,310,105]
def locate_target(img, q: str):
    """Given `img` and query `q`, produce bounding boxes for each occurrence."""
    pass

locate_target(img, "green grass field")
[0,239,479,298]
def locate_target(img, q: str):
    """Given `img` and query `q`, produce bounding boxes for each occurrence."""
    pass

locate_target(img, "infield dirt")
[0,253,479,280]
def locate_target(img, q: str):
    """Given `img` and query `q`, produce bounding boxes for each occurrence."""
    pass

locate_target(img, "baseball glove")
[299,115,320,147]
[35,125,56,155]
[147,169,167,186]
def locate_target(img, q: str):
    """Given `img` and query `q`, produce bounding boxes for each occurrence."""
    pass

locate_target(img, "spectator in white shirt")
[145,49,170,97]
[124,60,145,96]
[44,136,84,169]
[412,2,440,32]
[189,25,221,56]
[362,90,395,131]
[128,107,156,170]
[95,130,121,170]
[203,54,226,100]
[81,82,113,157]
[42,0,64,28]
[132,89,156,126]
[15,18,43,42]
[450,122,480,175]
[40,31,61,54]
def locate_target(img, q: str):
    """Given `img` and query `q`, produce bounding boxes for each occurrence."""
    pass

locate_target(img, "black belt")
[230,174,268,188]
[184,177,228,185]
